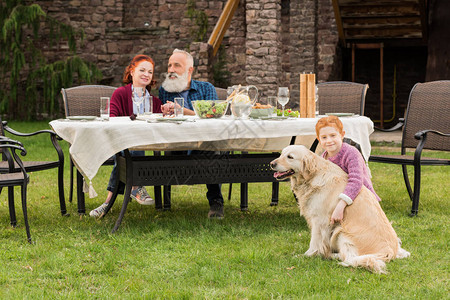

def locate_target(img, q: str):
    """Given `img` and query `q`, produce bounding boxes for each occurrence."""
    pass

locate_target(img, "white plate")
[67,116,98,121]
[325,113,355,117]
[155,117,188,122]
[259,116,289,120]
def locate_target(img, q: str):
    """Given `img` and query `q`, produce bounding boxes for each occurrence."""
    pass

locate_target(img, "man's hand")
[162,101,174,115]
[330,200,347,224]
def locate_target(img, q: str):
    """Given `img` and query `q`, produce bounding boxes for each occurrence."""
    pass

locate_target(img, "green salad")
[193,100,228,118]
[277,108,299,117]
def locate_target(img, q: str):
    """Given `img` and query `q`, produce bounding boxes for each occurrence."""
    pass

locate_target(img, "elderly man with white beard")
[159,49,224,219]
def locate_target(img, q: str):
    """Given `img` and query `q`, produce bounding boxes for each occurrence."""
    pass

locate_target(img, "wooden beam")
[418,0,428,41]
[380,44,384,128]
[207,0,240,57]
[332,0,346,45]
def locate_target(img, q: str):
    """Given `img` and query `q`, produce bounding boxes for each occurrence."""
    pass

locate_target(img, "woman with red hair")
[110,54,162,116]
[90,55,162,217]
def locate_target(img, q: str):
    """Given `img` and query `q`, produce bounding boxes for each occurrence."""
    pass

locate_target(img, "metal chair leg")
[69,158,74,203]
[410,164,422,216]
[57,163,68,216]
[8,186,17,226]
[401,165,414,201]
[21,184,32,243]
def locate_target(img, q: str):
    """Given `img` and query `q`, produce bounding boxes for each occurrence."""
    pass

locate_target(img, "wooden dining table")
[50,114,374,232]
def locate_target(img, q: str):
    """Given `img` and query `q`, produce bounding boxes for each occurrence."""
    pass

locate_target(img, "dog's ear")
[301,152,319,181]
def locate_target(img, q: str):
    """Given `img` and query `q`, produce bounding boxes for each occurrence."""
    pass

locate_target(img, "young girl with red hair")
[315,116,380,224]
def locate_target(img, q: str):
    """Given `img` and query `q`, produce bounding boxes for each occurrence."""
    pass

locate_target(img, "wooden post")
[306,74,316,118]
[300,73,307,118]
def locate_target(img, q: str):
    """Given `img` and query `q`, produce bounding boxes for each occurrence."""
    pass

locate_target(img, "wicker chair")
[61,85,117,117]
[0,137,31,242]
[369,80,450,216]
[317,81,368,115]
[309,81,369,153]
[0,118,67,217]
[215,87,228,100]
[61,85,117,212]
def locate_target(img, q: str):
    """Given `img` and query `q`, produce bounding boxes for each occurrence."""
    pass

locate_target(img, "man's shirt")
[158,80,218,110]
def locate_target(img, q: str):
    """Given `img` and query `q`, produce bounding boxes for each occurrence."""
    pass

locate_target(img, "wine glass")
[133,87,144,116]
[277,87,290,117]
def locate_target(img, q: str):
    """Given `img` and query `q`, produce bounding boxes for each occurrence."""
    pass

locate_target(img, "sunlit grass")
[0,121,448,298]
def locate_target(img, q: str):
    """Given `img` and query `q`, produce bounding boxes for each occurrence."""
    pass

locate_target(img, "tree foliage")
[0,0,102,119]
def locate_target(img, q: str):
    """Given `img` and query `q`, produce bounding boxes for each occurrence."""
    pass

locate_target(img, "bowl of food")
[250,102,275,118]
[192,100,229,119]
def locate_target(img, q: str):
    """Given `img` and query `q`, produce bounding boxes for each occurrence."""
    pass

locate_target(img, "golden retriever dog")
[271,145,410,273]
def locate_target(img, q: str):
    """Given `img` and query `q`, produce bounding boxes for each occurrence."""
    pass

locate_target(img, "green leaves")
[0,1,101,120]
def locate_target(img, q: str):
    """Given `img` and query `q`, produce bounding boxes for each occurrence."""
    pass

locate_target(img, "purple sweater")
[110,83,162,117]
[322,143,381,202]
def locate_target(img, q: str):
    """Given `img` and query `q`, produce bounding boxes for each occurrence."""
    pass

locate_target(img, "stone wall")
[36,0,341,108]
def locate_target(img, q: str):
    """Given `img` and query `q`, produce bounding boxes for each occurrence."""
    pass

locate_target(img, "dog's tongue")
[273,172,283,178]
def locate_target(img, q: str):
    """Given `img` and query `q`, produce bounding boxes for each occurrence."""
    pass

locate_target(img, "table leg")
[112,184,132,233]
[240,183,248,211]
[76,170,85,215]
[103,155,121,218]
[270,182,279,206]
[154,185,162,210]
[163,185,171,210]
[112,150,133,233]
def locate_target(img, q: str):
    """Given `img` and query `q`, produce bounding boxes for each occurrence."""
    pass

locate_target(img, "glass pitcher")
[227,85,259,104]
[228,85,259,118]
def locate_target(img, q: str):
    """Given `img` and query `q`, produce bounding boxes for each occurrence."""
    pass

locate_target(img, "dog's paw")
[396,247,411,259]
[338,261,350,267]
[331,253,341,260]
[304,248,318,257]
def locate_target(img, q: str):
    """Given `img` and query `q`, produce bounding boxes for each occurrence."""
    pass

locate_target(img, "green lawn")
[1,121,449,299]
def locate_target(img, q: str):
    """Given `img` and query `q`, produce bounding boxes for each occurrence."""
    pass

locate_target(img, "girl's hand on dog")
[330,200,347,224]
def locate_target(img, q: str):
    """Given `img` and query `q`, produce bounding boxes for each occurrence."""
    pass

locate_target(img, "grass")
[1,121,449,299]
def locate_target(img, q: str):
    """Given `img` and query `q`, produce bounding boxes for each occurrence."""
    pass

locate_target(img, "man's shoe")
[89,203,108,218]
[130,186,155,205]
[208,203,224,219]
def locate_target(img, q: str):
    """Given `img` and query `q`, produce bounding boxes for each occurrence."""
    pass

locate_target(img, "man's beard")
[161,71,190,93]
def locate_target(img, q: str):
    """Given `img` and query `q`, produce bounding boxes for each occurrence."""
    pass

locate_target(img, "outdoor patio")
[1,0,449,298]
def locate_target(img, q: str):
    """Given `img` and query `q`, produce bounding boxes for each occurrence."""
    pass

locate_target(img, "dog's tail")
[341,254,390,274]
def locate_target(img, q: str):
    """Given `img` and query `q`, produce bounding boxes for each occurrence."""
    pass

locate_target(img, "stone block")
[254,47,269,57]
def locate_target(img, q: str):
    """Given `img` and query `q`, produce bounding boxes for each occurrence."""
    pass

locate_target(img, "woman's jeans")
[107,150,144,194]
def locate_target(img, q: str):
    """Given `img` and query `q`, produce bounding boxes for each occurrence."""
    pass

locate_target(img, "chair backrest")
[0,137,27,173]
[61,85,117,117]
[215,87,228,100]
[402,80,450,151]
[317,81,368,115]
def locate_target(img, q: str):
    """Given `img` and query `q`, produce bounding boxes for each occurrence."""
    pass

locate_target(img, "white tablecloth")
[50,115,374,181]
